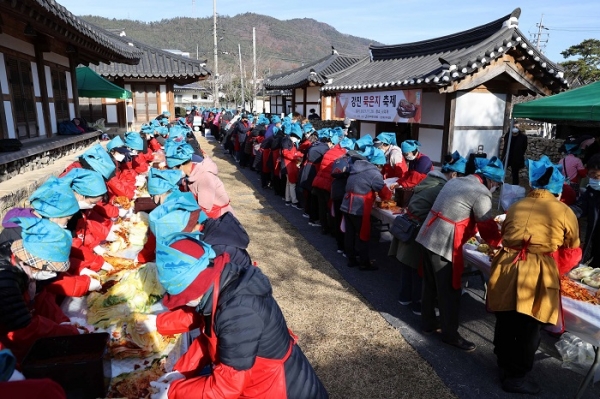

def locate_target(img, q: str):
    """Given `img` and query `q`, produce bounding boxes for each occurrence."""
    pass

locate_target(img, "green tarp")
[76,66,132,99]
[513,80,600,122]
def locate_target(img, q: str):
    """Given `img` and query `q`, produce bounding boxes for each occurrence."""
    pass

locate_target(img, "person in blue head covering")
[389,150,466,316]
[302,122,314,137]
[147,168,184,205]
[79,144,116,180]
[415,154,504,353]
[368,148,386,166]
[1,217,81,362]
[339,137,355,151]
[60,168,107,210]
[149,192,207,243]
[125,132,144,152]
[354,135,373,151]
[106,136,126,152]
[28,177,80,220]
[165,140,193,168]
[396,140,433,188]
[147,231,328,398]
[372,133,405,179]
[487,155,580,395]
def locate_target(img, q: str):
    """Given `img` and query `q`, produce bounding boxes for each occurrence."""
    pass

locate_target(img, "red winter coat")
[312,144,347,192]
[281,145,302,184]
[74,209,112,249]
[0,379,66,399]
[148,137,162,153]
[156,307,203,335]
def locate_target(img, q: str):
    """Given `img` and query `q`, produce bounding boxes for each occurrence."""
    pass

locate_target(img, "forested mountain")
[81,13,377,78]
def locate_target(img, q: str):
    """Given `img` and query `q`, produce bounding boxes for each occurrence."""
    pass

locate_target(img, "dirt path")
[200,136,456,399]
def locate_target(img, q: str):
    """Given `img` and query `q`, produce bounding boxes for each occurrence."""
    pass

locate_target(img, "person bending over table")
[487,155,581,395]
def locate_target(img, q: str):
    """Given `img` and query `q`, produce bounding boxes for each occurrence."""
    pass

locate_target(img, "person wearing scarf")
[487,155,581,395]
[373,132,407,179]
[146,234,328,399]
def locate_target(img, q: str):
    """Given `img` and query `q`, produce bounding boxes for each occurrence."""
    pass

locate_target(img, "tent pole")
[498,118,514,210]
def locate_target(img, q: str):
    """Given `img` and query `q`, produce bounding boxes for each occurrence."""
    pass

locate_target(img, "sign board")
[336,90,422,123]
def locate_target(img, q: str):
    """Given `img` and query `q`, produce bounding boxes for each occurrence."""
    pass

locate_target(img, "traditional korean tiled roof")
[264,51,361,90]
[322,8,567,94]
[90,35,211,82]
[1,0,142,64]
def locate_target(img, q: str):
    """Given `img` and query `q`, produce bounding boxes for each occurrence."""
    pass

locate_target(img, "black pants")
[421,250,461,341]
[510,165,522,185]
[272,175,285,197]
[210,124,220,141]
[314,188,331,233]
[261,171,271,188]
[399,260,422,304]
[344,213,369,266]
[494,310,542,378]
[333,199,344,251]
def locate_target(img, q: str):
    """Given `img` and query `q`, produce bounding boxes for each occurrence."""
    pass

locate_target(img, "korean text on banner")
[336,90,422,123]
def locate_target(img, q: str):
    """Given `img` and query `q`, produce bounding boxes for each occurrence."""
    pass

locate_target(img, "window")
[175,94,182,102]
[51,69,69,122]
[5,55,37,138]
[192,94,198,100]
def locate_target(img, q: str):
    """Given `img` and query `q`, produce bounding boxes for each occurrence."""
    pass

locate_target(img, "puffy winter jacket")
[298,142,330,190]
[312,144,346,192]
[169,261,328,399]
[201,212,252,267]
[340,160,385,216]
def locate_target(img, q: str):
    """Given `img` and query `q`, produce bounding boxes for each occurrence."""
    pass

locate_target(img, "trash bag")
[555,332,600,382]
[500,184,526,211]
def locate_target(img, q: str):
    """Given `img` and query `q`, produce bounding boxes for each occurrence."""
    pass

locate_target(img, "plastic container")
[21,333,111,399]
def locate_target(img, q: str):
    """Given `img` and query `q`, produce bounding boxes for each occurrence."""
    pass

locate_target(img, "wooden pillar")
[33,43,52,138]
[68,54,79,121]
[167,81,175,116]
[441,92,457,158]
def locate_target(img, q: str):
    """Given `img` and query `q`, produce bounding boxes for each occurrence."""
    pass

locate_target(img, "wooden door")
[132,84,159,125]
[6,56,37,138]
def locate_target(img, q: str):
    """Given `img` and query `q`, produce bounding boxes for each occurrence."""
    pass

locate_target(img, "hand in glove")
[101,262,114,272]
[93,245,107,256]
[149,372,185,399]
[118,208,128,218]
[9,369,25,381]
[135,314,158,334]
[80,268,100,279]
[135,175,146,187]
[88,278,102,292]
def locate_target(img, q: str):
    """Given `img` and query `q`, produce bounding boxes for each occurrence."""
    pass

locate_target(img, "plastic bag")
[500,183,526,211]
[555,332,600,382]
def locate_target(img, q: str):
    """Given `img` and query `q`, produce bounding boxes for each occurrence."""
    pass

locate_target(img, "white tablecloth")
[371,207,399,226]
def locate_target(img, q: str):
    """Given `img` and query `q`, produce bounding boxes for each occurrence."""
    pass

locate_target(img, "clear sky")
[57,0,600,65]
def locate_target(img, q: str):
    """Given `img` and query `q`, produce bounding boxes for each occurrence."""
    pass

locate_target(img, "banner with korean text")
[336,90,422,123]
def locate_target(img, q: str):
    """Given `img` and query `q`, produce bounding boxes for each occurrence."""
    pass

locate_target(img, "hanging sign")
[336,90,422,123]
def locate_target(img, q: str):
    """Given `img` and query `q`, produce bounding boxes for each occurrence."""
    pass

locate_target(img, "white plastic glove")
[135,175,146,187]
[80,268,99,279]
[105,231,118,242]
[135,314,158,334]
[101,262,114,272]
[158,161,166,169]
[150,370,186,398]
[93,245,106,256]
[9,369,25,381]
[88,278,102,292]
[118,208,128,218]
[160,371,185,383]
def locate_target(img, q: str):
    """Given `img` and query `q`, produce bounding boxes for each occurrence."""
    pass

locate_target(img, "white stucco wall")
[43,52,70,67]
[0,34,34,56]
[454,91,506,127]
[360,122,376,138]
[420,92,445,126]
[453,129,503,158]
[418,128,444,163]
[306,86,320,102]
[295,88,303,102]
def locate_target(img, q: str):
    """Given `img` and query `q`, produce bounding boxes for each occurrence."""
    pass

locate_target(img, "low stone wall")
[505,136,564,180]
[0,135,99,183]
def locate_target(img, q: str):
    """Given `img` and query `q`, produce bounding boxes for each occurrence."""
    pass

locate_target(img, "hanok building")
[321,8,567,163]
[85,36,211,130]
[0,0,141,141]
[264,50,361,119]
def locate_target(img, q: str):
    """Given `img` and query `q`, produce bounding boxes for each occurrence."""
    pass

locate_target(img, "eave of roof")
[89,34,212,81]
[321,8,567,94]
[1,0,142,64]
[264,53,360,90]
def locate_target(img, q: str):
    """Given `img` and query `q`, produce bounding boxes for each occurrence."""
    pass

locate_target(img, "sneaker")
[302,213,310,218]
[398,299,412,306]
[285,201,292,206]
[342,253,347,258]
[308,221,321,227]
[442,336,476,352]
[501,377,540,395]
[336,249,344,254]
[422,326,442,335]
[291,203,302,210]
[411,302,422,316]
[359,261,378,271]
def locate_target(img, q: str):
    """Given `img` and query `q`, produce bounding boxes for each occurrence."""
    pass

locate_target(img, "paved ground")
[198,135,600,399]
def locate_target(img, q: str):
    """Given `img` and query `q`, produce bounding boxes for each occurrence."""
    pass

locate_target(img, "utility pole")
[533,14,549,53]
[253,27,257,113]
[238,43,245,110]
[212,0,219,107]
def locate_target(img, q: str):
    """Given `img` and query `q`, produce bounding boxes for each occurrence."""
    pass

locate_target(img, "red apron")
[424,211,477,289]
[346,191,376,242]
[204,201,231,219]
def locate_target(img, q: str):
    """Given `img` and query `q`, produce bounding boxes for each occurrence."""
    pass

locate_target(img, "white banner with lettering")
[336,89,422,123]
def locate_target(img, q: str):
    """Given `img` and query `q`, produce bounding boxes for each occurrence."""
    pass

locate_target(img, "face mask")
[589,178,600,191]
[113,153,125,162]
[405,154,416,161]
[291,137,299,144]
[181,169,187,178]
[130,150,139,156]
[78,200,94,210]
[489,185,498,194]
[32,270,57,281]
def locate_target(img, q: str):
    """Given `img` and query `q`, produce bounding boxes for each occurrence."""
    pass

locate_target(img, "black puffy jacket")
[0,242,31,334]
[201,212,252,267]
[199,262,328,399]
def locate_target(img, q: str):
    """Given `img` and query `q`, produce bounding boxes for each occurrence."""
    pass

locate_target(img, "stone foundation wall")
[504,136,564,180]
[0,136,99,183]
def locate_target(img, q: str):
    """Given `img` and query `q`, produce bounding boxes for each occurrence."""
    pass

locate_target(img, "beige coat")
[487,189,580,324]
